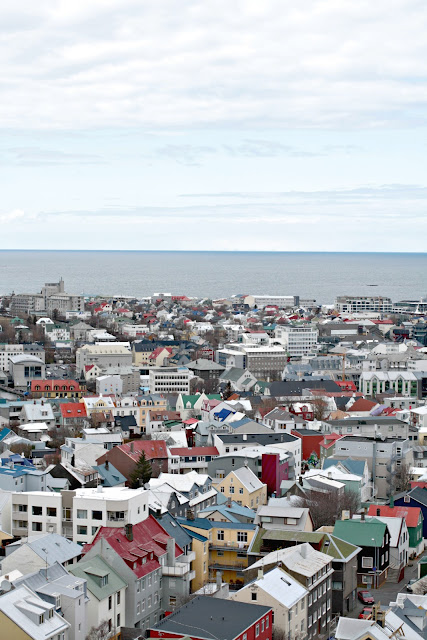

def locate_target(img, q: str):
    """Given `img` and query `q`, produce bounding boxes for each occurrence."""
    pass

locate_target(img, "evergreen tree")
[129,451,152,488]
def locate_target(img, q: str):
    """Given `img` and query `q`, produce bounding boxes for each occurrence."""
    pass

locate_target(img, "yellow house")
[185,529,210,591]
[138,394,167,426]
[216,467,267,509]
[179,516,256,589]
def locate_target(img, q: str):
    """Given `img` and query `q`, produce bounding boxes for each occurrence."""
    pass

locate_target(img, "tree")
[294,489,360,530]
[86,621,111,640]
[311,397,330,421]
[393,461,412,493]
[129,451,152,488]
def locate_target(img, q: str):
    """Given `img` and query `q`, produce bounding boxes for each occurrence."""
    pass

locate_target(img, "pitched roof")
[170,447,219,457]
[230,466,265,492]
[405,486,427,507]
[83,515,183,578]
[367,504,422,528]
[240,566,307,608]
[117,439,168,462]
[69,555,126,601]
[60,403,87,418]
[150,595,271,640]
[333,518,387,547]
[347,398,378,412]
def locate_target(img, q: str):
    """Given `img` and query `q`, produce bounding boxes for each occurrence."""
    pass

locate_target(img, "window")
[255,624,260,637]
[148,595,152,608]
[77,525,87,535]
[76,510,87,519]
[332,581,343,590]
[266,616,269,629]
[32,506,42,516]
[47,507,57,517]
[92,510,102,520]
[18,504,27,512]
[362,556,373,569]
[239,488,244,494]
[261,620,264,632]
[229,486,235,494]
[237,531,248,543]
[217,530,224,541]
[32,522,42,531]
[109,595,112,610]
[101,575,109,587]
[117,614,120,628]
[252,592,257,601]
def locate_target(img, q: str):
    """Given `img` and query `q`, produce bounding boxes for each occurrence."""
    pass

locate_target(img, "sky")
[1,0,427,251]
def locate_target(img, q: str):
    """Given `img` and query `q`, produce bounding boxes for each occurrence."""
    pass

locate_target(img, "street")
[347,551,427,619]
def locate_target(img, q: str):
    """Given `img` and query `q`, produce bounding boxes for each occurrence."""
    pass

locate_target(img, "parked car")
[407,579,418,592]
[358,591,375,604]
[359,607,373,620]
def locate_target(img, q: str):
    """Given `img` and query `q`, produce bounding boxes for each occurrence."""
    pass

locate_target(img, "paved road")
[347,551,427,620]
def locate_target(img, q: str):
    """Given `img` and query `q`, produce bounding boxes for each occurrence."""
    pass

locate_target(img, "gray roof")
[187,359,225,371]
[151,594,271,640]
[28,533,82,565]
[13,562,86,601]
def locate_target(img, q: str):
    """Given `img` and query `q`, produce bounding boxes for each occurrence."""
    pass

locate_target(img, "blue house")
[395,487,427,538]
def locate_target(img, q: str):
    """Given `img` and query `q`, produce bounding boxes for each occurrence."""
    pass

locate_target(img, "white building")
[0,344,46,373]
[70,486,149,545]
[244,295,299,309]
[274,325,318,357]
[96,374,123,396]
[335,295,393,314]
[149,367,191,394]
[76,344,132,377]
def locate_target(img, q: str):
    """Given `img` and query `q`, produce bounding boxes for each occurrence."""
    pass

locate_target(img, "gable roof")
[333,518,388,547]
[367,504,422,528]
[69,555,126,600]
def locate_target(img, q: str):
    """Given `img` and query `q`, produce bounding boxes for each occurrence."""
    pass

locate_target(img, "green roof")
[319,534,360,560]
[69,555,126,601]
[180,394,221,408]
[263,530,324,544]
[333,518,387,547]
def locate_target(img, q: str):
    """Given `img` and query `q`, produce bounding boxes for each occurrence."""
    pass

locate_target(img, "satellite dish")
[0,580,11,592]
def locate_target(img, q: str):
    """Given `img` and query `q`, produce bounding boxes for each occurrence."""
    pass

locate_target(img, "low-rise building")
[215,467,267,509]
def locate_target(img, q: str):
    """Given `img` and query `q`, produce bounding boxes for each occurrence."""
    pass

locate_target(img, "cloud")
[0,1,427,129]
[2,147,104,166]
[0,208,25,223]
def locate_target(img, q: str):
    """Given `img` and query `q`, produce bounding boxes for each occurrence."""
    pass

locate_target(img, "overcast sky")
[2,1,427,251]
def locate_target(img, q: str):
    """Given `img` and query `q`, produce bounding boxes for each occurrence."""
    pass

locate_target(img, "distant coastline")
[0,250,426,303]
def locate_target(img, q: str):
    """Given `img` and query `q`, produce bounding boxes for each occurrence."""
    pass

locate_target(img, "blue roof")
[198,503,256,523]
[323,457,366,476]
[93,463,127,487]
[214,409,233,421]
[185,529,209,542]
[0,427,11,441]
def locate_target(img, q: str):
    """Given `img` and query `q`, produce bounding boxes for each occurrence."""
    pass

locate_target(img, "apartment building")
[0,343,45,372]
[10,486,149,544]
[76,344,132,377]
[244,295,299,309]
[216,343,287,380]
[231,566,308,640]
[333,435,413,499]
[148,367,191,394]
[335,295,393,314]
[10,279,84,315]
[273,325,318,357]
[249,543,333,639]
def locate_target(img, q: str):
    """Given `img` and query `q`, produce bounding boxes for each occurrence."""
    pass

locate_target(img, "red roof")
[170,447,219,457]
[348,398,377,412]
[60,403,87,418]
[119,440,169,462]
[335,381,357,392]
[320,432,343,449]
[31,379,82,392]
[367,504,422,528]
[83,516,183,578]
[149,346,172,359]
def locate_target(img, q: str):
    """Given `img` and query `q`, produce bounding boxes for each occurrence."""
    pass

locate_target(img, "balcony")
[209,562,246,573]
[12,511,28,520]
[162,562,191,577]
[210,542,248,551]
[183,551,196,563]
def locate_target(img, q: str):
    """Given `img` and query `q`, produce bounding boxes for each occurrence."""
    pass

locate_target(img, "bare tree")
[311,397,330,421]
[86,621,112,640]
[294,489,360,530]
[393,461,412,493]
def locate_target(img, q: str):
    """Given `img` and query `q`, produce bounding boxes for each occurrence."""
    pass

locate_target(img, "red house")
[291,428,324,461]
[148,595,272,640]
[97,439,169,481]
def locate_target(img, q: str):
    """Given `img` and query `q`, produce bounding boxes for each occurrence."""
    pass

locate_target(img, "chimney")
[130,441,134,454]
[376,508,381,516]
[299,476,303,487]
[186,508,195,521]
[389,495,394,508]
[125,523,133,542]
[105,460,109,470]
[257,567,263,580]
[361,510,365,522]
[300,544,307,559]
[216,570,223,589]
[167,537,175,567]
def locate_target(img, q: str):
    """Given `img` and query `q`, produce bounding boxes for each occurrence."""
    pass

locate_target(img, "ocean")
[0,251,426,304]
